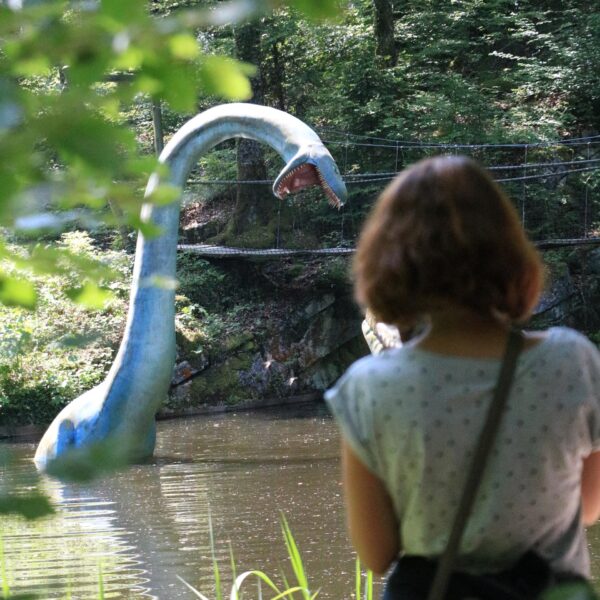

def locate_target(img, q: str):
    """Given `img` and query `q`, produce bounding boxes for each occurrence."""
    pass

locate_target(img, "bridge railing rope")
[180,128,600,259]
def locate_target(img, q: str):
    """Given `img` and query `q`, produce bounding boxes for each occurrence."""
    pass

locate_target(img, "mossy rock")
[182,353,255,405]
[223,331,254,352]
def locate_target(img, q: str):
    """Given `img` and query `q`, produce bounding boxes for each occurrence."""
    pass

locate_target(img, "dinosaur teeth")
[276,163,341,208]
[316,170,341,209]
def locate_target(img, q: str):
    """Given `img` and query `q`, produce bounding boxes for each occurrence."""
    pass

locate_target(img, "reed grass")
[0,515,373,599]
[1,536,10,599]
[97,561,105,600]
[178,514,373,600]
[355,558,373,600]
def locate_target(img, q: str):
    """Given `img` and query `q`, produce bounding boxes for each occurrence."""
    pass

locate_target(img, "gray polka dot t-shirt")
[325,327,600,576]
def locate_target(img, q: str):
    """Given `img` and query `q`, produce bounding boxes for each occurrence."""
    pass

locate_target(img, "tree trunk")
[373,0,397,66]
[270,40,286,111]
[228,21,273,241]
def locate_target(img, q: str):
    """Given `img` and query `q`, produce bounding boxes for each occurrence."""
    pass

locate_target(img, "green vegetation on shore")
[0,232,129,426]
[1,0,599,426]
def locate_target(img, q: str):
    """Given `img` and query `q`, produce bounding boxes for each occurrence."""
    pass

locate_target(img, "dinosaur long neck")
[101,104,318,428]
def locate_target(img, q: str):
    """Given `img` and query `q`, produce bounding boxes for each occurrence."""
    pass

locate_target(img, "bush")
[0,232,130,426]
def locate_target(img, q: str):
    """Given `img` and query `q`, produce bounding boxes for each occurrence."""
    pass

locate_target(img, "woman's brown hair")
[354,155,544,326]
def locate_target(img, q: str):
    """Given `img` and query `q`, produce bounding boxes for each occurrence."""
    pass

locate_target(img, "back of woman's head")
[354,155,544,325]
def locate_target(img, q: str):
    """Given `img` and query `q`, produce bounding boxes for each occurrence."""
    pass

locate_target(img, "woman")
[325,156,600,598]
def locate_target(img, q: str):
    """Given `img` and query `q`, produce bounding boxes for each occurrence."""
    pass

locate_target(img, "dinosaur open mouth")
[275,164,341,208]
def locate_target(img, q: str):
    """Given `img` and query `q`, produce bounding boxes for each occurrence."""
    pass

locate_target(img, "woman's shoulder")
[343,345,415,376]
[531,326,600,369]
[326,347,416,398]
[539,326,598,352]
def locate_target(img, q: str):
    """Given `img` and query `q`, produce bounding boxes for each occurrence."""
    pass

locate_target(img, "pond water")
[0,403,382,599]
[3,403,600,599]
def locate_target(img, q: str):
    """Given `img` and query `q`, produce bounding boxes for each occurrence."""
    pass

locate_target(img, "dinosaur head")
[273,143,347,207]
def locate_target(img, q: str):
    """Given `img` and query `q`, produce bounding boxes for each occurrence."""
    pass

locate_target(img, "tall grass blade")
[279,566,293,599]
[231,570,306,600]
[0,536,9,599]
[208,512,222,600]
[280,514,311,600]
[365,569,373,600]
[97,560,105,600]
[229,542,239,600]
[355,558,361,600]
[64,576,72,600]
[177,575,212,600]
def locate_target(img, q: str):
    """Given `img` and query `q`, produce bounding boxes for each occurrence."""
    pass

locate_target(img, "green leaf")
[168,33,200,60]
[198,56,255,101]
[126,155,163,177]
[0,493,55,520]
[66,282,113,310]
[288,0,341,20]
[139,61,199,112]
[0,274,37,310]
[140,275,178,290]
[12,56,52,77]
[37,100,136,175]
[128,214,163,238]
[24,245,117,281]
[45,439,132,483]
[101,0,147,25]
[145,183,181,206]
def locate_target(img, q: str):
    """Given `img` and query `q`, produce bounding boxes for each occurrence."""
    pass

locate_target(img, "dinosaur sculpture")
[361,310,402,354]
[34,103,347,469]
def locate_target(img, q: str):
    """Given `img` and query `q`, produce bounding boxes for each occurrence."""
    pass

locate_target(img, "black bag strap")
[426,328,525,600]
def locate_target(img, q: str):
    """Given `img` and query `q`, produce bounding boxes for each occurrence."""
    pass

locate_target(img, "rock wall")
[165,246,600,414]
[165,284,368,413]
[530,247,600,336]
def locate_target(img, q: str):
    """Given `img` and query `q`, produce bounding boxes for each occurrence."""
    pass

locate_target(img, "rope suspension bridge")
[177,129,600,261]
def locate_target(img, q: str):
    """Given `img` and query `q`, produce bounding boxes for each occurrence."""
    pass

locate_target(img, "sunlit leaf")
[45,439,132,483]
[137,60,200,112]
[66,282,114,310]
[145,183,181,205]
[0,274,36,309]
[0,493,55,520]
[128,214,163,238]
[101,0,147,25]
[198,56,255,100]
[65,36,113,87]
[126,155,163,177]
[24,245,117,281]
[169,33,200,60]
[36,99,136,175]
[135,74,162,95]
[12,56,52,77]
[139,274,178,290]
[0,78,23,131]
[287,0,341,20]
[99,96,121,120]
[112,45,144,71]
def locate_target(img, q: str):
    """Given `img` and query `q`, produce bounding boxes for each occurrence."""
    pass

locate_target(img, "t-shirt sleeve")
[324,361,380,476]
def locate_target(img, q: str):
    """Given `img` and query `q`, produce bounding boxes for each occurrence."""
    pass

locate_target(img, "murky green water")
[0,404,380,599]
[3,403,600,599]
